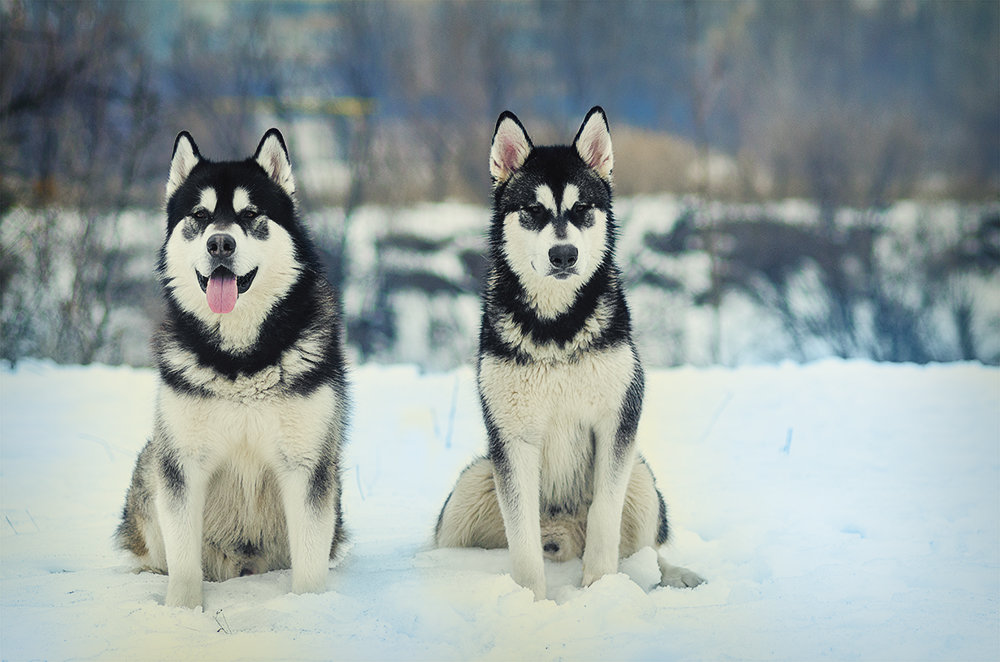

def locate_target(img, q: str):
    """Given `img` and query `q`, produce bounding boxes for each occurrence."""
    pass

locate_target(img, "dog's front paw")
[581,547,618,587]
[291,572,327,595]
[521,576,546,601]
[511,564,546,601]
[582,567,615,588]
[165,579,203,609]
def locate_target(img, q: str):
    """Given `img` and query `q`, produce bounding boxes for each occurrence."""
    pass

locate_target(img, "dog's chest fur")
[152,309,346,464]
[157,381,340,465]
[479,342,637,506]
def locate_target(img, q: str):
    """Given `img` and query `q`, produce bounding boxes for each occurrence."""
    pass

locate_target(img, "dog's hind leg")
[618,457,705,588]
[657,555,705,588]
[617,457,664,558]
[117,441,168,574]
[435,457,507,549]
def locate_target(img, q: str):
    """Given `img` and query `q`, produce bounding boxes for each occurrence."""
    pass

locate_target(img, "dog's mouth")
[548,268,577,280]
[531,259,578,280]
[196,266,258,314]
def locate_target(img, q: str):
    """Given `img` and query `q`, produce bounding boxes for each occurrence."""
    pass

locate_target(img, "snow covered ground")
[1,359,997,661]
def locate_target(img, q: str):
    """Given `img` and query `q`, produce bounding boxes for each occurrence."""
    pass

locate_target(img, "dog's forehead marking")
[199,187,218,213]
[535,184,557,214]
[534,183,583,214]
[232,187,251,213]
[562,184,580,210]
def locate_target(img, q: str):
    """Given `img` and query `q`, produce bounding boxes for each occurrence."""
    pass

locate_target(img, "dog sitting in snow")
[435,107,704,599]
[116,129,348,608]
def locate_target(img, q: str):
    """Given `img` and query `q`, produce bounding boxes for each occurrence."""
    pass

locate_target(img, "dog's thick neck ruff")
[154,129,344,397]
[480,107,632,364]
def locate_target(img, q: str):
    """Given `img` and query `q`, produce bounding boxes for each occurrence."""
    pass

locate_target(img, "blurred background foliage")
[1,0,997,368]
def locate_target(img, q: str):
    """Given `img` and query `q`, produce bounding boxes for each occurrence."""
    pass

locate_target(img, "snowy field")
[1,359,998,661]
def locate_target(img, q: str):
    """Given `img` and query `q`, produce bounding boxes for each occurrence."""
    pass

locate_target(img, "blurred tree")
[1,0,162,364]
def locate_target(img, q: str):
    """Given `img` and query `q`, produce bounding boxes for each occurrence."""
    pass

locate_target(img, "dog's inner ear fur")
[254,129,296,197]
[574,108,614,181]
[490,115,532,184]
[167,133,200,199]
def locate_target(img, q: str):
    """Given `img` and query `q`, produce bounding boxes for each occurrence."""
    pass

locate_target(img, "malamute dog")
[435,108,703,599]
[116,129,348,609]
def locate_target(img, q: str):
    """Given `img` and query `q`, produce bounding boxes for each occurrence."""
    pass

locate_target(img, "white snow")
[1,359,998,661]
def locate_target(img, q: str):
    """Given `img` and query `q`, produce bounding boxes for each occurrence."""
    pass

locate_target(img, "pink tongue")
[206,273,238,314]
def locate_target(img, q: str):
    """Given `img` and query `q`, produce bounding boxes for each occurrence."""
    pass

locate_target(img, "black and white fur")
[116,129,348,609]
[435,108,703,599]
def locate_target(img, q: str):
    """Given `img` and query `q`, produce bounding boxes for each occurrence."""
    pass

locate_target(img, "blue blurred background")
[1,0,997,369]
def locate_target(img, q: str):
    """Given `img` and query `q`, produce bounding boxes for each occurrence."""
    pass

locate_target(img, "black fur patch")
[485,411,514,502]
[158,449,185,499]
[613,361,645,463]
[307,450,335,510]
[434,488,454,537]
[181,218,201,241]
[656,486,670,545]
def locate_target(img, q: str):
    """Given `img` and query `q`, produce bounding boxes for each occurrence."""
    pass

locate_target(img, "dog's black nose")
[543,542,560,554]
[548,244,578,269]
[207,233,236,258]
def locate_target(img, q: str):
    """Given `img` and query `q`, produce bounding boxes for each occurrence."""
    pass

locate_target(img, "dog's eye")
[241,209,258,221]
[572,202,590,214]
[192,209,209,221]
[524,204,545,215]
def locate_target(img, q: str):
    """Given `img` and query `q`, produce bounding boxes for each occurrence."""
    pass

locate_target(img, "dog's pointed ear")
[254,128,296,196]
[574,106,613,181]
[490,111,533,184]
[167,131,201,199]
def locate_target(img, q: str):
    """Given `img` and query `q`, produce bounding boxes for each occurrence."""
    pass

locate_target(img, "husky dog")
[435,108,703,599]
[116,129,348,609]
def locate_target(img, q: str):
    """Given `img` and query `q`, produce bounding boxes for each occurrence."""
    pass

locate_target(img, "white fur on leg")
[495,442,546,600]
[657,553,706,589]
[155,482,207,609]
[582,499,624,586]
[277,470,335,595]
[582,425,635,587]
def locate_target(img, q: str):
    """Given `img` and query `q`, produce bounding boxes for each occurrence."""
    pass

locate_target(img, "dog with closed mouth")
[435,107,704,599]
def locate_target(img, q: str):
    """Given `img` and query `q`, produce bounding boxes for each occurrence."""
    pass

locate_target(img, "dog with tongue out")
[116,129,349,609]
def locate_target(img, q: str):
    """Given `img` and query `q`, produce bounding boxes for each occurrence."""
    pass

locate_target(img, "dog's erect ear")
[573,106,613,181]
[254,128,296,196]
[490,111,533,184]
[166,132,201,199]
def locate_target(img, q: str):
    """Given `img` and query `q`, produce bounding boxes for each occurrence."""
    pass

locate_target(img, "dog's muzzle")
[547,244,578,279]
[195,232,258,313]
